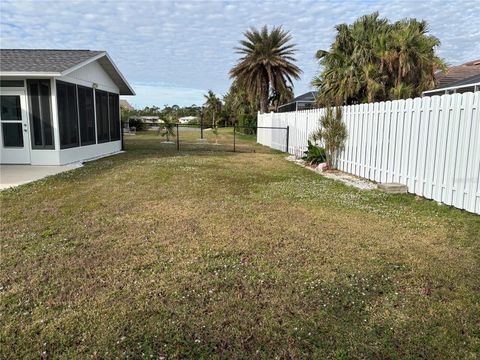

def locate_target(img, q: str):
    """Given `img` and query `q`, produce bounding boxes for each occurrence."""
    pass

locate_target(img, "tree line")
[126,12,446,129]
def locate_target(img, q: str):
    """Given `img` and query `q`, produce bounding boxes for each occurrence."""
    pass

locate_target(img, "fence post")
[176,124,179,150]
[286,126,290,153]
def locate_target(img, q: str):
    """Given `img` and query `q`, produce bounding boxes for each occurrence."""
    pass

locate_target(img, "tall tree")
[203,90,222,127]
[230,26,302,113]
[313,12,445,105]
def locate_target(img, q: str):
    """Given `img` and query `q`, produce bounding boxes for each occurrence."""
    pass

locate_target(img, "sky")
[1,0,479,109]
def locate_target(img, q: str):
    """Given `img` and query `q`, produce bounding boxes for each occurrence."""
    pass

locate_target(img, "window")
[57,81,79,149]
[1,96,21,120]
[108,93,120,141]
[1,95,23,147]
[56,82,119,147]
[0,80,25,87]
[2,123,23,147]
[95,90,109,143]
[27,79,54,149]
[77,85,96,145]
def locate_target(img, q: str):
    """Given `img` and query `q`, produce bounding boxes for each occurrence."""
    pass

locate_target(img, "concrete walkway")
[0,163,82,190]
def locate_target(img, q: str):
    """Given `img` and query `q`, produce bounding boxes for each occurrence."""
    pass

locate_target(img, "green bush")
[128,118,148,131]
[302,140,326,165]
[238,113,257,135]
[159,115,176,141]
[311,107,347,169]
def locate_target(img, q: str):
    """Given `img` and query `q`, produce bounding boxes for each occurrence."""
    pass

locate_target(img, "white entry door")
[0,90,31,164]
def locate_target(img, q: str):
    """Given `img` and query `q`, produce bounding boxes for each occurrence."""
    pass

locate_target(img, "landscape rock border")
[286,156,377,190]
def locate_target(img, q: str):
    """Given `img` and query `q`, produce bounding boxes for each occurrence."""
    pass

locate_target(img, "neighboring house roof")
[436,73,480,90]
[0,49,135,95]
[120,99,134,110]
[434,59,480,89]
[277,91,317,112]
[290,91,317,103]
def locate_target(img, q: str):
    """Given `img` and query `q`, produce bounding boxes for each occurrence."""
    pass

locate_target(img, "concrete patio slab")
[0,163,83,190]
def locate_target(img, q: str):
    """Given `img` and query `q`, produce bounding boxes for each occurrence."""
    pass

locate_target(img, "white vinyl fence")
[257,92,480,214]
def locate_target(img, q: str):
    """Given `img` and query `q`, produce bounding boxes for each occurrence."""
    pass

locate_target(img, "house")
[128,116,163,128]
[0,49,135,165]
[120,99,134,111]
[178,116,198,124]
[277,91,317,112]
[423,59,480,96]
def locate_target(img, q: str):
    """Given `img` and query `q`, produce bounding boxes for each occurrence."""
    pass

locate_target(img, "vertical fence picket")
[464,92,480,213]
[453,93,470,210]
[380,101,390,183]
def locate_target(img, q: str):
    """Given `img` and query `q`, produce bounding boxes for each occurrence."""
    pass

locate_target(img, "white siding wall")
[257,92,480,214]
[61,60,119,94]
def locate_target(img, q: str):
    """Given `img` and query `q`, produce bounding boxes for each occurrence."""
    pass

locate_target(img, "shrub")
[302,140,327,165]
[311,107,347,169]
[159,116,176,142]
[129,118,148,131]
[238,114,257,135]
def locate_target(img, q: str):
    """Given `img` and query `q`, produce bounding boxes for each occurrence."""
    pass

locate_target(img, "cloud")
[1,0,479,107]
[128,83,207,109]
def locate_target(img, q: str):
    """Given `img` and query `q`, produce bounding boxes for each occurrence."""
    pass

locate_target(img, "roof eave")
[423,81,480,94]
[99,53,135,96]
[60,51,135,96]
[0,71,61,77]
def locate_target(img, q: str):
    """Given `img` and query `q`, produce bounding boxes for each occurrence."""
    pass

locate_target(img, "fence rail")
[257,92,480,214]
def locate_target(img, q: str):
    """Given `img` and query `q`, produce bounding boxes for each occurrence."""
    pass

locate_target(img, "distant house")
[120,99,134,111]
[277,91,317,112]
[178,116,198,124]
[423,59,480,96]
[0,49,135,165]
[129,116,163,128]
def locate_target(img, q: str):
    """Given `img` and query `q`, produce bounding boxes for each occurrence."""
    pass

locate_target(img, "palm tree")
[204,90,222,143]
[269,86,293,111]
[204,90,222,127]
[223,82,253,125]
[230,26,302,113]
[313,13,446,105]
[159,115,176,142]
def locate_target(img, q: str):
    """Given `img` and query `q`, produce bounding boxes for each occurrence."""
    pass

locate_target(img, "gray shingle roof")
[0,49,104,72]
[435,59,480,89]
[292,91,317,102]
[0,49,135,95]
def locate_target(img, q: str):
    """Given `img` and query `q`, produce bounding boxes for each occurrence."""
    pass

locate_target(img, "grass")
[1,130,479,359]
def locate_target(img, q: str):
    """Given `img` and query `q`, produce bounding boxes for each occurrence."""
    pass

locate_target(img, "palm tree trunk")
[396,62,403,87]
[260,78,269,113]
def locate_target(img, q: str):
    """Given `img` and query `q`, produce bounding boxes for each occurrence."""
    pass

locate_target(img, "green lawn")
[1,130,479,359]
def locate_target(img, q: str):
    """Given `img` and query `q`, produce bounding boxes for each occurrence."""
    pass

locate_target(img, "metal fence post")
[286,125,290,153]
[176,124,179,150]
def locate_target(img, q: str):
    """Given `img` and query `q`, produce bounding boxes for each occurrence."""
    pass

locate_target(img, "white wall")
[59,141,121,165]
[61,60,119,93]
[51,59,121,165]
[257,92,480,214]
